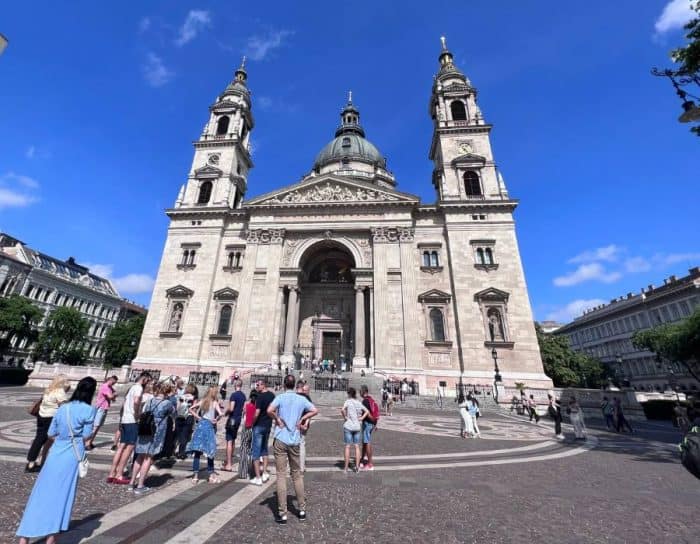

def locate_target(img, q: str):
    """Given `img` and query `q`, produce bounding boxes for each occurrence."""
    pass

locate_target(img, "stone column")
[283,287,298,358]
[270,286,285,365]
[353,286,366,368]
[368,287,374,368]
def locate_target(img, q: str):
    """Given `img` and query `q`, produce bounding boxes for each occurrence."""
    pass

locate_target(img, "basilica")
[134,39,552,395]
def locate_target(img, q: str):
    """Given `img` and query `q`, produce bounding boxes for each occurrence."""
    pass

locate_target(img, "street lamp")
[491,347,502,403]
[615,354,623,388]
[652,68,700,124]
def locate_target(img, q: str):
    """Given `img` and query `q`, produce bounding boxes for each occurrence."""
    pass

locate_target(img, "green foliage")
[632,307,700,381]
[102,315,145,369]
[0,295,43,355]
[669,1,700,136]
[33,307,90,364]
[536,324,610,388]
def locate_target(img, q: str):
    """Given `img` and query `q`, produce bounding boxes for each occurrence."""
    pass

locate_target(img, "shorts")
[94,408,108,428]
[120,423,138,445]
[362,421,375,443]
[226,417,241,442]
[251,426,271,459]
[343,428,360,445]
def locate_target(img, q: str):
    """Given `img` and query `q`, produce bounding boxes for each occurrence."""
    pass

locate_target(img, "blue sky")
[1,0,698,322]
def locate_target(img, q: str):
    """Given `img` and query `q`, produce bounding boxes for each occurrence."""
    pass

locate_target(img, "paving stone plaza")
[0,385,698,543]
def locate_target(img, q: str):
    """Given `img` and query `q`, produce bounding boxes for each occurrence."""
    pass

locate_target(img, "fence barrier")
[188,371,220,387]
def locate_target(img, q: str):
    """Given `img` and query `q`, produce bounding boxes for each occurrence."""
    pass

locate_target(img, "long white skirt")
[571,411,586,439]
[459,408,474,436]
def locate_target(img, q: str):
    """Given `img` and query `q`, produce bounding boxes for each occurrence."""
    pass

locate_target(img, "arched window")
[430,308,446,341]
[227,252,235,268]
[450,100,467,121]
[235,252,242,267]
[216,116,230,135]
[182,250,190,264]
[217,304,233,336]
[422,251,431,267]
[197,181,213,204]
[169,302,184,333]
[187,250,196,266]
[484,248,494,265]
[464,171,482,196]
[476,248,485,264]
[430,251,439,267]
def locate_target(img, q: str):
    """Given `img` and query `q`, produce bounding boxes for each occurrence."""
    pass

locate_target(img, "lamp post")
[491,347,502,402]
[614,354,623,388]
[651,68,700,124]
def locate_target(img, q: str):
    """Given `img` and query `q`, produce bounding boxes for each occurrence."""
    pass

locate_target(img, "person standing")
[87,375,118,450]
[567,397,586,440]
[614,397,633,433]
[16,377,96,544]
[296,381,311,472]
[25,375,70,473]
[223,380,246,472]
[238,390,258,480]
[267,374,317,524]
[130,383,175,494]
[174,384,198,460]
[251,379,276,485]
[468,395,482,437]
[359,385,379,470]
[457,393,474,438]
[547,394,564,440]
[340,387,369,473]
[187,386,224,483]
[601,397,615,430]
[528,394,540,423]
[107,372,152,484]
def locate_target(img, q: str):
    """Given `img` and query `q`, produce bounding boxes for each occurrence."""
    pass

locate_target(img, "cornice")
[438,199,519,212]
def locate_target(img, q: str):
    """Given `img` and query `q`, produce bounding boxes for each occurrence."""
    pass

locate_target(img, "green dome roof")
[313,132,386,170]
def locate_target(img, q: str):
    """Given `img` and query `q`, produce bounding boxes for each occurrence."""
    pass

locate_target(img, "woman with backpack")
[16,377,96,544]
[238,390,258,479]
[129,383,175,494]
[187,386,224,483]
[340,387,369,473]
[175,384,198,459]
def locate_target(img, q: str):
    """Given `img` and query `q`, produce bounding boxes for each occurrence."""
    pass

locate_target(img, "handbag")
[66,403,89,478]
[28,398,41,417]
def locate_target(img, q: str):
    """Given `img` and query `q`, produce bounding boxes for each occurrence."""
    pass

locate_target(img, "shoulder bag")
[28,397,42,417]
[66,403,89,478]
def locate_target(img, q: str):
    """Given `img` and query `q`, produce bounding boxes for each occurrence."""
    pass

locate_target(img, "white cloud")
[553,263,622,287]
[257,96,273,110]
[85,263,155,295]
[0,171,40,209]
[654,252,700,267]
[25,146,35,159]
[139,16,151,33]
[245,30,293,61]
[546,298,607,323]
[654,0,694,36]
[568,244,621,264]
[624,256,652,273]
[142,52,174,87]
[175,10,211,46]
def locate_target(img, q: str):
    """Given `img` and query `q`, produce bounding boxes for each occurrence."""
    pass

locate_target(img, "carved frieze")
[371,227,415,243]
[259,182,400,205]
[245,228,285,244]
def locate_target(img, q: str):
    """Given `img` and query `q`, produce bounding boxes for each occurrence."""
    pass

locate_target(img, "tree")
[656,1,700,136]
[33,307,90,364]
[536,324,610,388]
[102,315,145,369]
[632,307,700,381]
[0,295,43,356]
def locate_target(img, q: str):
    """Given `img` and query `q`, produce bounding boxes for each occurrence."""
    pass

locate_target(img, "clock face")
[459,142,473,154]
[208,154,220,165]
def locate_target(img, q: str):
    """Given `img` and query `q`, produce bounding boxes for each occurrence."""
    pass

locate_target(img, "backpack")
[366,395,380,423]
[138,400,164,438]
[679,426,700,480]
[382,390,388,402]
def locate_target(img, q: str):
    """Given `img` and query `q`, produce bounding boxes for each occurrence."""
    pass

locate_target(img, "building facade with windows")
[555,267,700,393]
[0,233,122,365]
[135,41,551,394]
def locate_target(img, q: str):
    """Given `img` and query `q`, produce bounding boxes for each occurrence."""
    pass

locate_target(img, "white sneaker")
[261,473,270,483]
[250,477,262,486]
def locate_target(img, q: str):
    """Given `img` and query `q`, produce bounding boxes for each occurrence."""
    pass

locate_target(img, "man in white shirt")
[107,372,152,484]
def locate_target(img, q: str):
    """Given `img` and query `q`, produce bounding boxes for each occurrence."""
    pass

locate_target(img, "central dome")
[313,132,386,170]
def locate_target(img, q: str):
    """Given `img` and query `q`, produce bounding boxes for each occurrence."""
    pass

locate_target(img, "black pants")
[554,416,562,435]
[175,416,194,456]
[27,416,52,462]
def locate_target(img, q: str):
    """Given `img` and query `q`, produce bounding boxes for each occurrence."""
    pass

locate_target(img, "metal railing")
[188,371,220,387]
[249,373,284,390]
[313,376,349,392]
[456,383,493,397]
[129,368,161,383]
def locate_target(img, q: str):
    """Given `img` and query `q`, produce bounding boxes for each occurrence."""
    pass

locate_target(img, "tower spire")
[235,55,247,84]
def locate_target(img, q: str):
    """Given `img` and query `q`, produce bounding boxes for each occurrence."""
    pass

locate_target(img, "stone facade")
[135,44,551,394]
[555,267,700,394]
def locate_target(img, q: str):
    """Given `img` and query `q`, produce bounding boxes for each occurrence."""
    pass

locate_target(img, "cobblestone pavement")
[1,385,697,543]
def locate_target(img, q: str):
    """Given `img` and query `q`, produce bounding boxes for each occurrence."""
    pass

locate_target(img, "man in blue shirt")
[268,374,317,524]
[223,379,246,472]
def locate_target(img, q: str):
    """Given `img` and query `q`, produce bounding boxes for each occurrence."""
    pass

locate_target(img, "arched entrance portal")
[298,242,355,369]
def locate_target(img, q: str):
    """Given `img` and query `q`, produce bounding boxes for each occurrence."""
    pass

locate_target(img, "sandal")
[192,475,199,484]
[208,474,221,484]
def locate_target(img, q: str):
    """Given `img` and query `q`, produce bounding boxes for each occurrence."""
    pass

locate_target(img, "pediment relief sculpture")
[259,181,400,205]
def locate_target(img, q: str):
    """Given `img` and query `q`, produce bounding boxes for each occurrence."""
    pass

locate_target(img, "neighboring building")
[119,300,148,322]
[555,267,700,393]
[538,320,563,334]
[0,233,122,364]
[135,40,551,394]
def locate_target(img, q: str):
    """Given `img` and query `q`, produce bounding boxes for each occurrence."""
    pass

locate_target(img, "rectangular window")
[670,303,680,320]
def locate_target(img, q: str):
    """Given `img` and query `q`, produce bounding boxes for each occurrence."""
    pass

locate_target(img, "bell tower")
[176,57,254,210]
[428,38,508,202]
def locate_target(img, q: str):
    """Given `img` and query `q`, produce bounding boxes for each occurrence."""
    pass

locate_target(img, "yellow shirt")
[39,388,68,418]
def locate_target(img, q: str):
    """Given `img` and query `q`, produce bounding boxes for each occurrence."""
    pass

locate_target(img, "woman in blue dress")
[186,386,224,483]
[16,376,96,544]
[129,382,176,494]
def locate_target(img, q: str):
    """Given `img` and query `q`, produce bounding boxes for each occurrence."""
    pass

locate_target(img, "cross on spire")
[348,90,353,103]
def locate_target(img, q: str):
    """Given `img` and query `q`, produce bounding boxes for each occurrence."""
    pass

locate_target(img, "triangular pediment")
[451,153,486,165]
[166,285,194,298]
[418,289,452,303]
[213,287,239,300]
[245,175,419,207]
[474,287,509,302]
[194,165,223,178]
